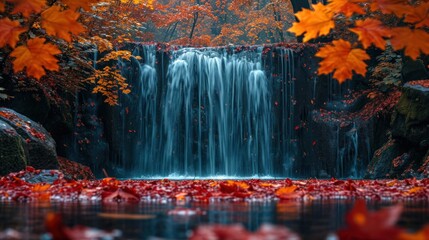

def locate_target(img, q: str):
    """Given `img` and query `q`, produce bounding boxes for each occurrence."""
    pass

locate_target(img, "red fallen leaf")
[219,180,250,194]
[337,200,404,240]
[189,224,299,240]
[45,213,121,240]
[102,188,139,203]
[275,185,298,200]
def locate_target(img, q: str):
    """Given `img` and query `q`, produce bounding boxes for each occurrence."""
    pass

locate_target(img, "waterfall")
[67,44,375,179]
[127,47,273,178]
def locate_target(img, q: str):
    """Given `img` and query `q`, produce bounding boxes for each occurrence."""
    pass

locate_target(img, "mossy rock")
[392,82,429,144]
[0,108,58,170]
[0,120,27,176]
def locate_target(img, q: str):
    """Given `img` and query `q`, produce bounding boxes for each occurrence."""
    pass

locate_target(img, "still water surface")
[0,200,428,239]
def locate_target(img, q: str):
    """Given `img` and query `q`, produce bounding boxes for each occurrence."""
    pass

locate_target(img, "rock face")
[0,108,58,174]
[0,119,27,176]
[366,80,429,178]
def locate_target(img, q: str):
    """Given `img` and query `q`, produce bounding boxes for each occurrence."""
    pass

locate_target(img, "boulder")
[402,58,429,83]
[391,81,429,145]
[0,108,58,170]
[0,119,27,176]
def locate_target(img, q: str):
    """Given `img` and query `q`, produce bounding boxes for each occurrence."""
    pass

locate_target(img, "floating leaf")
[337,200,404,240]
[390,27,429,60]
[350,18,390,49]
[10,37,61,80]
[288,3,335,42]
[41,6,85,42]
[316,39,370,83]
[0,18,26,48]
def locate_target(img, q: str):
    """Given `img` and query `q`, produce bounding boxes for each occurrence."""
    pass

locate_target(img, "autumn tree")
[0,0,154,105]
[288,0,429,83]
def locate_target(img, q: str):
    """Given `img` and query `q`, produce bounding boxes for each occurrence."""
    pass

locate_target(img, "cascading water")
[71,44,377,179]
[128,47,273,177]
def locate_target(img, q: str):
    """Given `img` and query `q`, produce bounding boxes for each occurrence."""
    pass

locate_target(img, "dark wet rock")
[0,108,58,170]
[58,157,96,180]
[0,119,27,176]
[22,170,63,184]
[365,139,425,179]
[391,82,429,144]
[366,139,404,179]
[402,58,429,83]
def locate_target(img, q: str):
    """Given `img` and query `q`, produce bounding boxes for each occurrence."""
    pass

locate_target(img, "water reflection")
[0,200,428,239]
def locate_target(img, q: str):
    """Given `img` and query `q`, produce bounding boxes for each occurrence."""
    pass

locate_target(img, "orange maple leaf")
[369,0,410,17]
[404,2,429,28]
[10,37,61,80]
[0,18,27,48]
[390,27,429,60]
[0,1,5,12]
[350,18,391,49]
[316,39,370,83]
[41,6,85,42]
[61,0,99,11]
[6,0,46,18]
[288,3,334,42]
[398,225,429,240]
[327,0,365,17]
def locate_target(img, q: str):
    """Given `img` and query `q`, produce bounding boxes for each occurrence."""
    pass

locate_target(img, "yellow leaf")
[6,0,46,18]
[0,18,27,48]
[316,39,370,83]
[390,27,429,60]
[404,2,429,28]
[350,18,390,49]
[41,6,85,42]
[288,3,334,42]
[328,0,365,17]
[10,37,61,80]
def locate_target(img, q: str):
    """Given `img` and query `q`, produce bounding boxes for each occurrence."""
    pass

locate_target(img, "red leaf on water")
[337,200,404,240]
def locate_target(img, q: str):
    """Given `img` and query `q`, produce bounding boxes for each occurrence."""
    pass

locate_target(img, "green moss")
[0,132,26,176]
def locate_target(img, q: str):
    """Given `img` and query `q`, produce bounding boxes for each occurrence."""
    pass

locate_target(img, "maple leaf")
[327,0,365,17]
[390,27,429,60]
[350,18,390,49]
[398,225,429,240]
[61,0,99,11]
[369,0,410,17]
[0,1,4,12]
[288,3,335,42]
[41,6,85,42]
[6,0,46,18]
[404,2,429,28]
[275,185,299,199]
[0,18,27,48]
[316,39,370,83]
[10,37,61,80]
[337,200,404,240]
